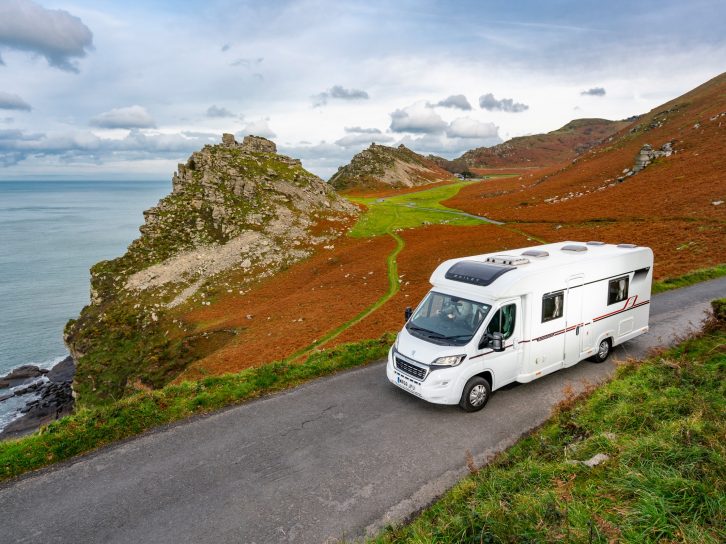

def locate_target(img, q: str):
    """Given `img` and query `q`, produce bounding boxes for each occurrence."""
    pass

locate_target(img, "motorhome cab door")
[476,298,523,387]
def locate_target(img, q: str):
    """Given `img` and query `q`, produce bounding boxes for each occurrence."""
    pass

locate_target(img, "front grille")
[395,357,427,381]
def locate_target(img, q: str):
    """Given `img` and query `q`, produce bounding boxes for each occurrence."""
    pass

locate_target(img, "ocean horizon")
[0,180,169,379]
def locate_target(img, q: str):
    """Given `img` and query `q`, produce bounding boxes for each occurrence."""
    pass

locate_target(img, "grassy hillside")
[458,118,630,168]
[445,72,726,280]
[372,300,726,543]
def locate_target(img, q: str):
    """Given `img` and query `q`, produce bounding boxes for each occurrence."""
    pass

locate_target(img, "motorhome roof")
[430,241,652,300]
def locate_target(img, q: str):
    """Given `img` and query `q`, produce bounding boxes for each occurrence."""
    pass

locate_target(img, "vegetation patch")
[652,264,726,294]
[348,182,486,237]
[372,300,726,543]
[0,333,394,482]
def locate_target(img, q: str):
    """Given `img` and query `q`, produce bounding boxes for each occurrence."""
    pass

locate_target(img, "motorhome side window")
[485,304,516,340]
[541,291,564,322]
[608,276,629,305]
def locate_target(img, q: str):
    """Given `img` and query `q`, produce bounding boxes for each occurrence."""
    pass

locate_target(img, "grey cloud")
[429,95,472,110]
[581,87,606,96]
[344,126,381,134]
[446,117,499,139]
[0,0,93,72]
[230,57,263,68]
[334,133,392,148]
[389,106,447,134]
[221,43,231,52]
[206,105,235,118]
[313,85,369,107]
[90,105,156,129]
[0,128,214,167]
[478,93,529,113]
[0,92,31,111]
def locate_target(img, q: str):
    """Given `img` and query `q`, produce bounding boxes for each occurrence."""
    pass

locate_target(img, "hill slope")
[458,118,630,169]
[446,72,726,278]
[329,143,452,192]
[65,134,356,404]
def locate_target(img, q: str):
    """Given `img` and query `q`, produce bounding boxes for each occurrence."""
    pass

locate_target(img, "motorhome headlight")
[394,332,400,352]
[431,355,466,367]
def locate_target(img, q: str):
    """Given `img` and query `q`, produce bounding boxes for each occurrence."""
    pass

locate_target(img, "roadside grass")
[652,264,726,294]
[372,300,726,544]
[348,182,485,237]
[0,333,395,482]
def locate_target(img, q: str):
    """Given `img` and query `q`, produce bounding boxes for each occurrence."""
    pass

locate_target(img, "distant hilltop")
[454,118,630,169]
[329,143,452,192]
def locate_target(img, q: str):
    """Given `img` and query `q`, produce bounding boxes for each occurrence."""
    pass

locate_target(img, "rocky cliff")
[329,143,452,192]
[65,134,356,405]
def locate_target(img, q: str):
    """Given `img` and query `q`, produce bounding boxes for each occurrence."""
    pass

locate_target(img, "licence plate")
[394,373,422,397]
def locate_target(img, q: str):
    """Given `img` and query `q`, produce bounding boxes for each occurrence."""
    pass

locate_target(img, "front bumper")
[386,348,462,405]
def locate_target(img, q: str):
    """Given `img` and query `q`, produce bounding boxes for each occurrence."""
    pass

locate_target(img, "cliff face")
[329,143,451,192]
[65,135,356,405]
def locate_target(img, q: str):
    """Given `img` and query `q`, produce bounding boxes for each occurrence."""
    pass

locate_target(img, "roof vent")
[522,249,549,258]
[587,241,605,246]
[617,243,637,248]
[485,255,530,266]
[561,244,588,252]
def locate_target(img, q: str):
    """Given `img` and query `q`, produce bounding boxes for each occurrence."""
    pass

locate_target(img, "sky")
[0,0,724,181]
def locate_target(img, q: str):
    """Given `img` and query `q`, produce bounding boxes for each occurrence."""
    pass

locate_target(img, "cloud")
[313,85,369,107]
[221,43,231,52]
[478,93,529,113]
[90,105,156,129]
[0,128,216,167]
[429,94,472,110]
[581,87,606,96]
[230,57,263,68]
[446,117,499,139]
[390,104,447,134]
[206,105,235,118]
[0,0,93,72]
[334,132,393,148]
[0,92,31,111]
[344,126,381,134]
[237,118,276,139]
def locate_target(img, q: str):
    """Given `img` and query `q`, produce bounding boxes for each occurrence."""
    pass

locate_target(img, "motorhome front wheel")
[459,376,491,412]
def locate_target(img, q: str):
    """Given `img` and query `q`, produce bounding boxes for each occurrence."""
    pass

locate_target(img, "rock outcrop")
[329,143,452,192]
[65,134,356,405]
[0,356,75,439]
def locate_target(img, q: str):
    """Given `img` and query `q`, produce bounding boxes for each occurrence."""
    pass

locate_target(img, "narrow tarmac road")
[2,278,724,544]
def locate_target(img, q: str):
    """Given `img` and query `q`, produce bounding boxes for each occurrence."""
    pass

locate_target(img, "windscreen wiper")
[408,325,446,339]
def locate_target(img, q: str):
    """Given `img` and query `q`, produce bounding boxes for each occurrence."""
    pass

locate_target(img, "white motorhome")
[387,241,653,411]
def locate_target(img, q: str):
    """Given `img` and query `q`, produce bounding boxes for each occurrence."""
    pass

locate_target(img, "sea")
[0,180,169,428]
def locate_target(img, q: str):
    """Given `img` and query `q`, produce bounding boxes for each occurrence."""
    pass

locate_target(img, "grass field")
[372,301,726,543]
[348,181,486,237]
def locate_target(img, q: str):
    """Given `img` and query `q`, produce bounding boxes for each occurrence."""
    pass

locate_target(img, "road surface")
[2,277,724,543]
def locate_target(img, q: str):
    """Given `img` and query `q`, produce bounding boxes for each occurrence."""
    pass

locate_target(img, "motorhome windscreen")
[407,292,491,346]
[445,261,514,286]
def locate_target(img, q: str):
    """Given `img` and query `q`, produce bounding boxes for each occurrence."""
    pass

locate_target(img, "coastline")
[0,356,75,440]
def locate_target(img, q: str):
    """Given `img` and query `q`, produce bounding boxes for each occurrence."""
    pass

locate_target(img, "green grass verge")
[0,333,395,482]
[348,182,486,237]
[652,264,726,294]
[372,301,726,543]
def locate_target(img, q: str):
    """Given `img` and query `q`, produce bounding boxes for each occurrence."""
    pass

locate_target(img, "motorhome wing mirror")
[404,306,413,321]
[491,332,504,352]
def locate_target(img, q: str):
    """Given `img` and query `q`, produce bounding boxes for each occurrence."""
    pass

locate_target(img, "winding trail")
[283,229,405,362]
[285,181,546,361]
